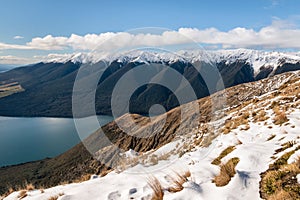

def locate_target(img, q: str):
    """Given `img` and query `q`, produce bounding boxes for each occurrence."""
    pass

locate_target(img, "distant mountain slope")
[0,49,299,117]
[1,70,300,199]
[0,65,15,73]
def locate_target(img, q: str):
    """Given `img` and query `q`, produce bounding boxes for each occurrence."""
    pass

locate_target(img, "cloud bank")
[1,19,300,52]
[1,19,300,65]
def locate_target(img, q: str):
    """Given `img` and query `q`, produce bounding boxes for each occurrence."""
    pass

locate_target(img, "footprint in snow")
[107,191,121,200]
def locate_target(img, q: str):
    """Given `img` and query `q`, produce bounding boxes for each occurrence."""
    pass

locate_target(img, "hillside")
[0,49,299,117]
[1,69,300,199]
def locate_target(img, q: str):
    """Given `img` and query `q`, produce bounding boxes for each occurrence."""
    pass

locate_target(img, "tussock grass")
[25,182,35,191]
[2,187,14,199]
[260,154,300,199]
[268,189,295,200]
[274,141,295,154]
[253,110,269,122]
[271,145,300,170]
[48,195,59,200]
[148,170,191,199]
[18,190,27,199]
[167,170,191,193]
[272,106,289,125]
[211,146,236,165]
[213,157,240,187]
[222,112,250,134]
[3,182,35,199]
[148,176,164,200]
[72,174,91,183]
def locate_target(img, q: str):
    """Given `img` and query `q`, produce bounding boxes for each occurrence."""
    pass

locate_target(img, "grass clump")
[25,183,35,191]
[167,170,191,193]
[48,195,59,200]
[18,190,27,199]
[272,107,289,125]
[213,157,240,187]
[270,150,296,170]
[253,110,269,122]
[148,176,164,200]
[274,141,295,154]
[260,156,300,199]
[211,146,236,165]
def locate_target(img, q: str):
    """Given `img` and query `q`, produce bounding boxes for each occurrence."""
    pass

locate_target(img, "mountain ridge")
[0,49,299,118]
[1,69,300,199]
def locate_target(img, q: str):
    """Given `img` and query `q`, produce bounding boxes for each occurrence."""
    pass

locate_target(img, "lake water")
[0,115,113,167]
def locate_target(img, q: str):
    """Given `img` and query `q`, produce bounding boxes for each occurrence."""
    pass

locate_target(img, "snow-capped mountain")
[44,49,300,75]
[1,49,300,118]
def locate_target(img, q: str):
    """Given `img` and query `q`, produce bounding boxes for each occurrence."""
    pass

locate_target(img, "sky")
[0,0,300,65]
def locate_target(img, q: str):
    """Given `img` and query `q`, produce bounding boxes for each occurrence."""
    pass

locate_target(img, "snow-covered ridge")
[4,71,300,200]
[44,49,300,73]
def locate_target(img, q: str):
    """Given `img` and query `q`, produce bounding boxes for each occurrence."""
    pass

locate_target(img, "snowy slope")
[4,71,300,200]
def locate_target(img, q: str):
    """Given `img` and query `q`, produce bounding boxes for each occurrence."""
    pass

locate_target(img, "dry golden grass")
[167,170,191,193]
[222,113,250,134]
[268,189,294,200]
[25,183,35,191]
[147,176,164,200]
[18,190,27,199]
[270,150,296,170]
[72,174,91,183]
[260,155,300,199]
[274,141,295,154]
[211,146,236,165]
[48,195,59,200]
[213,157,240,187]
[272,106,289,125]
[1,187,14,199]
[252,110,269,122]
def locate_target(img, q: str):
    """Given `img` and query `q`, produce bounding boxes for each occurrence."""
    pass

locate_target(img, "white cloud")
[1,19,300,53]
[13,35,24,40]
[0,55,37,65]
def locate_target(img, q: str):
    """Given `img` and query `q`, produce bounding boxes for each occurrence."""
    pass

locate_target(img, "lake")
[0,115,113,167]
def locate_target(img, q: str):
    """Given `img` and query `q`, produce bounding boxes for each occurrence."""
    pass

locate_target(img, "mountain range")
[0,49,299,117]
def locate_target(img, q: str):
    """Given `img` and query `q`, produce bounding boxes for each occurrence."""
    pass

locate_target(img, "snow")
[4,70,300,200]
[5,103,300,200]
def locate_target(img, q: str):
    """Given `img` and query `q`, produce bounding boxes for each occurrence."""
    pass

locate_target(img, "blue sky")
[0,0,300,65]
